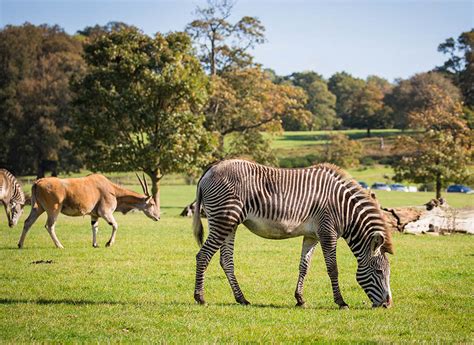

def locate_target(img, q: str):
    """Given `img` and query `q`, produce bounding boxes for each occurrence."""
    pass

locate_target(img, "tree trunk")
[367,127,371,138]
[148,169,161,216]
[435,174,442,199]
[210,34,216,76]
[218,134,225,158]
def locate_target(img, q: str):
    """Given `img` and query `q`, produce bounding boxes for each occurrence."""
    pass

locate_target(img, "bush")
[360,156,376,166]
[321,133,363,168]
[279,154,320,168]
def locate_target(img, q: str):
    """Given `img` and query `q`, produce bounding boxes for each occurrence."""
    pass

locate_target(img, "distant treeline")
[0,2,472,197]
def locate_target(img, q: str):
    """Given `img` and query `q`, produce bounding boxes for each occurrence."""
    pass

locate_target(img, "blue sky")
[1,0,472,81]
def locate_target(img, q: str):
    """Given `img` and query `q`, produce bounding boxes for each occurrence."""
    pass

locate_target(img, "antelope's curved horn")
[142,173,150,196]
[136,172,146,195]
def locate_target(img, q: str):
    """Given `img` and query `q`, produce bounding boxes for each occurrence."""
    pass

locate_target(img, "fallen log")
[382,198,474,235]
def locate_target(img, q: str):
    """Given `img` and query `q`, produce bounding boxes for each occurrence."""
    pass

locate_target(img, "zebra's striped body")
[193,159,393,308]
[0,169,26,228]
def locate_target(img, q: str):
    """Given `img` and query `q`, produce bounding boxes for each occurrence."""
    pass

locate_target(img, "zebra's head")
[8,201,25,228]
[356,231,393,308]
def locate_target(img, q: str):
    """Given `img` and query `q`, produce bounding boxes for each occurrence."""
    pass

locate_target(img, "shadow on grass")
[0,298,128,306]
[0,298,370,311]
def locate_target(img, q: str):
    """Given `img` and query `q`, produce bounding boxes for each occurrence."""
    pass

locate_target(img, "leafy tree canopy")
[284,71,339,130]
[436,29,473,107]
[393,91,472,198]
[386,72,461,130]
[0,23,85,175]
[72,27,214,201]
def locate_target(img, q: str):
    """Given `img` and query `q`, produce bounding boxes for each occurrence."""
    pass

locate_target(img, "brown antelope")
[18,173,159,249]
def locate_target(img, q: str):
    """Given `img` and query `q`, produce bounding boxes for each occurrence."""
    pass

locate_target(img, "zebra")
[193,159,394,309]
[0,169,26,228]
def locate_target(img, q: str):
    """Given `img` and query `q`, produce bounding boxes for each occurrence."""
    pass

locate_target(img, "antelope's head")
[136,173,160,221]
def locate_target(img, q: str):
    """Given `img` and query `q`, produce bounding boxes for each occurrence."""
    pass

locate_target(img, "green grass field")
[0,208,472,343]
[2,129,473,342]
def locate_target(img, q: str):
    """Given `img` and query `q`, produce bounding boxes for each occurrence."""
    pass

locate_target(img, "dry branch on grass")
[383,198,474,235]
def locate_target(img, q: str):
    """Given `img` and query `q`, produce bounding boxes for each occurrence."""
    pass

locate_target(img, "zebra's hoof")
[194,293,206,305]
[238,300,250,306]
[295,301,306,308]
[339,304,349,310]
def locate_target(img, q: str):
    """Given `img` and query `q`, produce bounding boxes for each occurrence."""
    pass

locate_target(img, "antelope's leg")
[102,213,118,247]
[45,208,64,249]
[219,228,249,305]
[294,236,318,307]
[91,216,99,248]
[18,205,44,248]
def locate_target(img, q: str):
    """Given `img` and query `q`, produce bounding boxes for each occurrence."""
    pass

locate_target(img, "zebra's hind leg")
[320,234,349,309]
[294,236,318,308]
[194,228,232,305]
[220,229,250,305]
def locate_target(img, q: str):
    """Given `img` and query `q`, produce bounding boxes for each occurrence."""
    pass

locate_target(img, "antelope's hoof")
[105,242,111,247]
[93,244,99,248]
[17,243,23,249]
[339,304,349,310]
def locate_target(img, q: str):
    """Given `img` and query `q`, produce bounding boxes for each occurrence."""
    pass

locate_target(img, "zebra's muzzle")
[372,296,392,308]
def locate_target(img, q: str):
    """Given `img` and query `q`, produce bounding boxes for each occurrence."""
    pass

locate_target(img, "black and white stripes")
[193,159,393,308]
[0,169,26,228]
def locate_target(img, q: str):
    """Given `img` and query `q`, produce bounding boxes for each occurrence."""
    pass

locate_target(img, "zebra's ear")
[370,231,385,256]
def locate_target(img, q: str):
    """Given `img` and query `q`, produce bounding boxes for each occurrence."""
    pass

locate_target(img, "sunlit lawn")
[0,205,472,342]
[3,130,472,342]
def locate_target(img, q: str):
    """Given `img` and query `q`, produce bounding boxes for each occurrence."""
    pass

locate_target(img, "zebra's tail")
[193,187,204,247]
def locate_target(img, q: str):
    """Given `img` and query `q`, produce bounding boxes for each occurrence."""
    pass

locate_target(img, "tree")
[436,29,474,107]
[346,76,393,137]
[386,72,461,130]
[77,21,131,40]
[185,0,265,76]
[186,1,309,162]
[205,67,310,157]
[393,91,473,198]
[285,71,339,130]
[328,72,392,136]
[72,27,214,205]
[0,23,85,176]
[328,72,365,125]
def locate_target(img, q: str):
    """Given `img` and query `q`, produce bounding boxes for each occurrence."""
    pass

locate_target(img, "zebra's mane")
[313,163,394,255]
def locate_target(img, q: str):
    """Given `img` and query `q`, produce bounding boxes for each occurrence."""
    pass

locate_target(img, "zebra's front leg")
[295,236,318,308]
[220,229,249,305]
[320,235,349,309]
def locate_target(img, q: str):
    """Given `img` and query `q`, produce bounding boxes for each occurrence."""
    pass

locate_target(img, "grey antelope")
[18,174,159,249]
[0,169,26,228]
[193,159,394,309]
